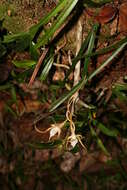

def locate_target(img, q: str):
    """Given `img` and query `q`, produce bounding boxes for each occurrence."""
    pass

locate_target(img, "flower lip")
[66,133,87,151]
[69,136,78,149]
[49,126,61,140]
[67,133,78,150]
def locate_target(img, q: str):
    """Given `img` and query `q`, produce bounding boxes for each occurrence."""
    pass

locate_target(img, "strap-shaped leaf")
[40,57,54,81]
[29,42,39,60]
[0,83,12,90]
[28,140,62,149]
[88,42,127,80]
[29,0,69,39]
[3,0,70,45]
[90,126,109,155]
[50,78,86,112]
[3,32,30,43]
[84,37,127,58]
[97,138,109,155]
[0,42,6,58]
[82,24,99,76]
[84,0,112,8]
[35,0,78,48]
[12,60,36,68]
[97,122,118,137]
[65,23,98,81]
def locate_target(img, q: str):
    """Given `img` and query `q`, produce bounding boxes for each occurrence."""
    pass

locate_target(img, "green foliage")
[0,42,6,58]
[97,122,118,137]
[28,140,62,149]
[112,82,127,102]
[35,0,78,48]
[40,56,54,81]
[29,0,69,39]
[83,0,112,7]
[65,23,99,80]
[50,41,127,112]
[90,125,109,155]
[50,78,86,112]
[82,23,98,76]
[12,60,37,68]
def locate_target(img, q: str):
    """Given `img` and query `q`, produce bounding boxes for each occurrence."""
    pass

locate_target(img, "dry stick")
[28,23,67,86]
[28,47,49,86]
[65,20,87,150]
[73,19,82,103]
[66,19,82,118]
[65,19,83,141]
[55,35,67,54]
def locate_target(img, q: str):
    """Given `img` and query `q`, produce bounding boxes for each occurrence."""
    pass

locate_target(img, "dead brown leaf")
[86,5,117,24]
[34,149,50,162]
[12,98,49,115]
[119,2,127,34]
[53,70,65,81]
[79,152,99,172]
[95,5,117,24]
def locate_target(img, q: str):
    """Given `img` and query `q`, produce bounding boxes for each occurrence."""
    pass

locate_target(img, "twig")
[53,63,69,69]
[65,19,83,149]
[73,19,82,101]
[28,47,49,86]
[55,35,67,54]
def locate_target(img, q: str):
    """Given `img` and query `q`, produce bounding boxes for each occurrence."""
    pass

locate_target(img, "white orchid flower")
[35,120,67,140]
[67,132,87,151]
[67,134,78,149]
[49,125,61,140]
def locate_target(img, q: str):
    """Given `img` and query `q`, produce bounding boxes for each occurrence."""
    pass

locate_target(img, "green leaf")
[50,78,86,112]
[3,32,29,43]
[112,82,127,102]
[84,37,127,58]
[97,122,118,137]
[11,86,17,103]
[29,0,69,39]
[82,24,98,76]
[113,82,127,91]
[40,56,54,81]
[113,90,127,102]
[35,0,78,48]
[4,33,31,51]
[65,23,99,81]
[29,42,39,60]
[90,125,96,136]
[12,60,36,68]
[88,42,127,80]
[3,0,69,47]
[50,30,127,113]
[97,138,109,155]
[4,104,17,118]
[0,42,6,58]
[84,0,112,8]
[90,126,109,155]
[10,86,18,113]
[28,140,62,149]
[0,83,12,90]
